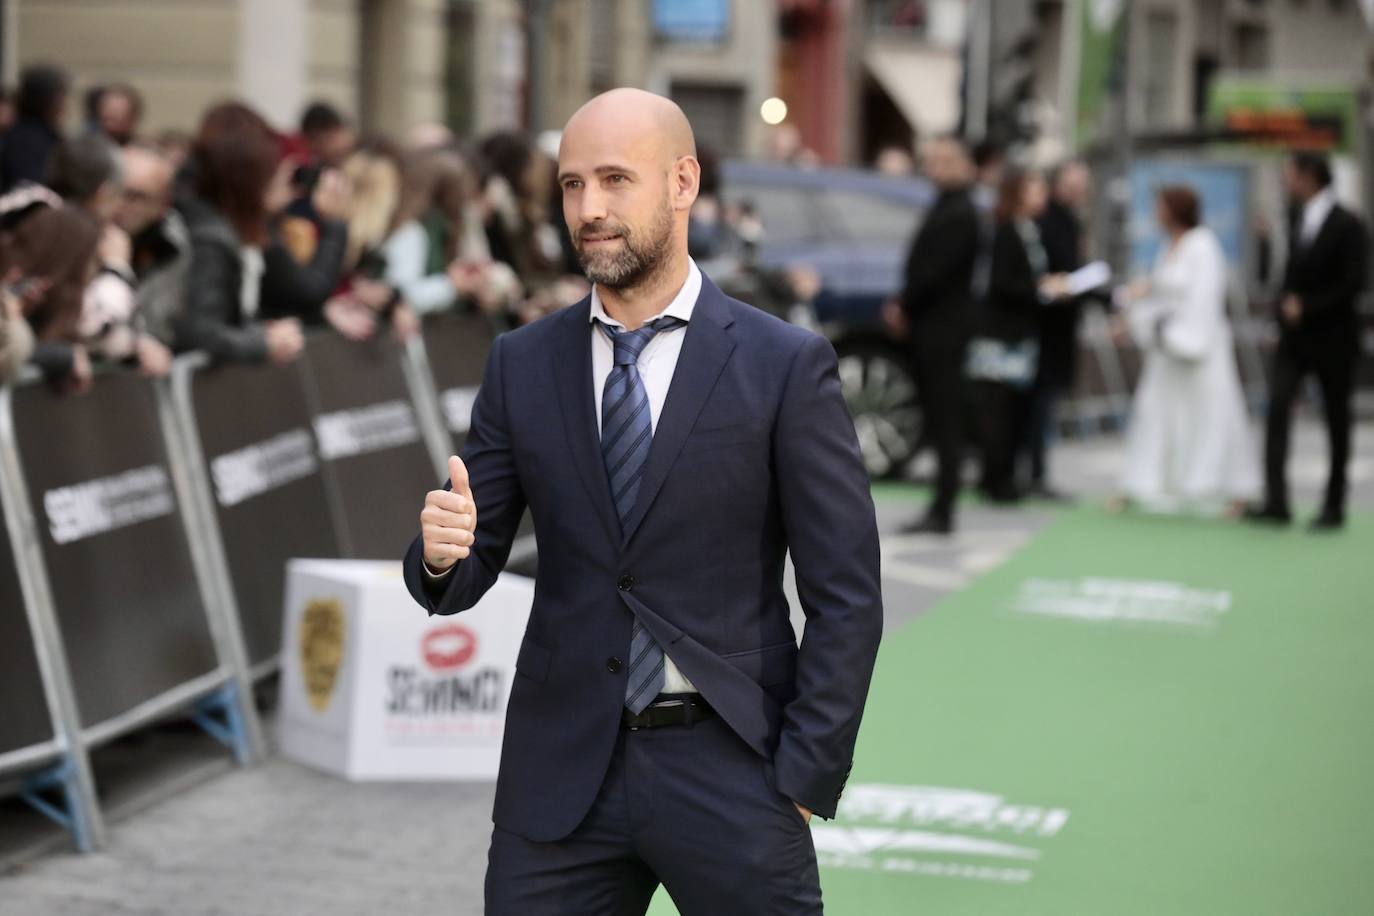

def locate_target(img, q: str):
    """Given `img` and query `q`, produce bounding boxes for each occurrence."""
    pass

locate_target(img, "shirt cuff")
[422,559,455,580]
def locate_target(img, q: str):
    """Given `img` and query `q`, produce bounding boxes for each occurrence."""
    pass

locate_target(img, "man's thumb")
[448,455,471,495]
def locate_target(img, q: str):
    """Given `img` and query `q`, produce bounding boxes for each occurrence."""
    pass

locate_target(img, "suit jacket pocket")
[721,640,797,687]
[515,635,552,683]
[680,419,761,455]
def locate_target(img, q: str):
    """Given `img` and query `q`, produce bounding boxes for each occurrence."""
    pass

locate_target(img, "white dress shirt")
[1299,187,1336,247]
[427,259,704,694]
[590,259,701,693]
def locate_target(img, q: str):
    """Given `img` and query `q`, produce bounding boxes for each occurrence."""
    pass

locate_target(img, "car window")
[725,184,819,244]
[819,188,922,243]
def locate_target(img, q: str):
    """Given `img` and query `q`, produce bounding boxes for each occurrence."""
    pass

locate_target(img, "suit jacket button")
[607,657,623,673]
[617,575,635,591]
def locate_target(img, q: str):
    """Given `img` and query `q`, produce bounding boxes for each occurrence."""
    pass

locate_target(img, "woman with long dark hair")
[968,167,1063,502]
[0,202,102,392]
[383,149,519,316]
[178,102,303,364]
[478,131,579,322]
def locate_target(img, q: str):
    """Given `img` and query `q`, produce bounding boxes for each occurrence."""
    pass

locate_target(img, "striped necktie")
[597,315,685,713]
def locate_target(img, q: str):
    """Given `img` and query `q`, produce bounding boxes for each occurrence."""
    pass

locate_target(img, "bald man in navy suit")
[405,89,882,915]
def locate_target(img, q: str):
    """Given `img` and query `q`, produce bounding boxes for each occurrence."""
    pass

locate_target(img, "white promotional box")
[278,559,533,780]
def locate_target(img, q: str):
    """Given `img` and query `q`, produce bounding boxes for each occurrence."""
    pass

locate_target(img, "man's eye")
[563,180,581,191]
[608,174,626,184]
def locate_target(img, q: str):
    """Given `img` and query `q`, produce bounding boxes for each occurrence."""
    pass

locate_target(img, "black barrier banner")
[0,505,56,759]
[184,359,342,667]
[9,374,219,729]
[420,313,495,455]
[302,333,439,560]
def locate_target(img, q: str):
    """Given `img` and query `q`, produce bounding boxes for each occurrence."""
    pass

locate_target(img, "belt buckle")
[659,696,696,729]
[657,698,684,728]
[651,697,688,730]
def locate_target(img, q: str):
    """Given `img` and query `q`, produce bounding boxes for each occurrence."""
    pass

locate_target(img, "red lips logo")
[421,623,477,671]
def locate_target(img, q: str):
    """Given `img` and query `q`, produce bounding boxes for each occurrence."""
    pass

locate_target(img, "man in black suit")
[897,136,981,534]
[407,89,882,914]
[1249,152,1368,530]
[1026,159,1097,498]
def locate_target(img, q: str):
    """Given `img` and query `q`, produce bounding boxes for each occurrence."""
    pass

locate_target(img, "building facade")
[528,0,781,159]
[2,0,527,137]
[5,1,1368,164]
[2,0,784,156]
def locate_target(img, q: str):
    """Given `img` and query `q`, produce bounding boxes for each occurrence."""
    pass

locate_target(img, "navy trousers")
[484,715,822,915]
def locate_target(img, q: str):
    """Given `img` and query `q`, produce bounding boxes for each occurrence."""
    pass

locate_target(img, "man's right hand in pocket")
[421,455,477,574]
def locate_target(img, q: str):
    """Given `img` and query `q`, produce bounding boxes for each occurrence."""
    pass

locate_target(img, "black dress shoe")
[901,514,954,536]
[1309,511,1345,532]
[1243,504,1292,525]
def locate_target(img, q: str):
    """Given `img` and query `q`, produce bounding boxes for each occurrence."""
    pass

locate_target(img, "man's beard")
[574,202,674,291]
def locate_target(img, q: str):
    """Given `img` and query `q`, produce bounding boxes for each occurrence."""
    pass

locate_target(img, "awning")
[865,43,963,137]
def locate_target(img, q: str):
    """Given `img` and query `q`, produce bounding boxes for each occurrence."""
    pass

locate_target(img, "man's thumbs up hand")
[448,455,471,498]
[421,456,477,573]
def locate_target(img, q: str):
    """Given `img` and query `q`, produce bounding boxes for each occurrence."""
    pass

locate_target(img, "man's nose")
[578,186,608,224]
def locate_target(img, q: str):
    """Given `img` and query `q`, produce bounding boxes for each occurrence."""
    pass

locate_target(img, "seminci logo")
[1011,577,1232,630]
[422,623,478,672]
[811,784,1070,884]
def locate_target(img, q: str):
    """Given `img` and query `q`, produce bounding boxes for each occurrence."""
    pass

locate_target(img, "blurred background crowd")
[0,71,594,393]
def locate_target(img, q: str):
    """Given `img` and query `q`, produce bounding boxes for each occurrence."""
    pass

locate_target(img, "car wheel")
[834,341,921,479]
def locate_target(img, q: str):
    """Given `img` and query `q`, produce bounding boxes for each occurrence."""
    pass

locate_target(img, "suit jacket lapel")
[620,278,736,546]
[552,298,620,547]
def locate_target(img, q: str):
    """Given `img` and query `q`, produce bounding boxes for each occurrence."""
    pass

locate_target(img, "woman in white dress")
[1113,185,1260,515]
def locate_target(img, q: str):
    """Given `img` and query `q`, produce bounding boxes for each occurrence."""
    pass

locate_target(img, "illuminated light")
[760,97,788,125]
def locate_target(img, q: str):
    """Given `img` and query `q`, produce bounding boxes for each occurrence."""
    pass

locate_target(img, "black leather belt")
[622,694,716,730]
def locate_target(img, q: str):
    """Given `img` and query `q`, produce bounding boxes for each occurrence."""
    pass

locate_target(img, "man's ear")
[673,156,701,212]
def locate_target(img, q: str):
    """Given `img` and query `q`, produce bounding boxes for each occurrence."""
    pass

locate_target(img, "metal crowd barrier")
[415,311,495,454]
[0,369,268,851]
[0,304,543,857]
[168,322,486,677]
[0,524,58,773]
[0,315,505,851]
[0,460,100,851]
[297,331,447,559]
[169,355,343,674]
[0,315,477,846]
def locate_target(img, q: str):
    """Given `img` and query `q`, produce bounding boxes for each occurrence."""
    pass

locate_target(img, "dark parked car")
[712,161,935,478]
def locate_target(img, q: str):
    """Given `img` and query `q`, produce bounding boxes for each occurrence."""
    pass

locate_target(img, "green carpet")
[651,508,1374,914]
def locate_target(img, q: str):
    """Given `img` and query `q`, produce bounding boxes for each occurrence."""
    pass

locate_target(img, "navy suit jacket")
[403,276,883,842]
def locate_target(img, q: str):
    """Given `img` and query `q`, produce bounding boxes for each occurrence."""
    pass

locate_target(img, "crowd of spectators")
[0,62,591,393]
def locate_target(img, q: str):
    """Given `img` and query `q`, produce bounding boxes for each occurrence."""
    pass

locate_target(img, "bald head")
[114,144,174,234]
[558,89,701,294]
[564,88,696,165]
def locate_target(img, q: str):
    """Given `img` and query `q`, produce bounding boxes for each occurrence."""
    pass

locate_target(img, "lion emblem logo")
[299,598,346,712]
